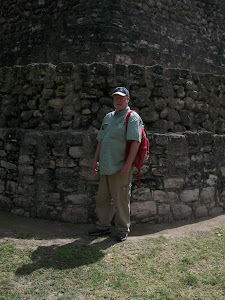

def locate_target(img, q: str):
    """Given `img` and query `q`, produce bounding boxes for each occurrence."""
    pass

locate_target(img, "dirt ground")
[0,211,225,246]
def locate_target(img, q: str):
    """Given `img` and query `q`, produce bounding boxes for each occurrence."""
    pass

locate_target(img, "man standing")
[89,87,143,242]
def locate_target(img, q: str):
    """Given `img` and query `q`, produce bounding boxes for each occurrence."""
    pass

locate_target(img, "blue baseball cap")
[112,87,130,97]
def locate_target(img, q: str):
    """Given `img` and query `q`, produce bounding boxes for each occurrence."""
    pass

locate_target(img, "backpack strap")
[125,110,133,131]
[125,110,142,188]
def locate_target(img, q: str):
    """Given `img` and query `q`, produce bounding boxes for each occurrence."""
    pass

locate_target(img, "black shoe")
[89,228,111,236]
[116,232,128,242]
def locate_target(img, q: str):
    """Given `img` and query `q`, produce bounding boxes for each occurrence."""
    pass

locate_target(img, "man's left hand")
[120,164,131,176]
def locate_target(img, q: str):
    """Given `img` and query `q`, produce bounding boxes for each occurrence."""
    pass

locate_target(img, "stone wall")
[1,0,225,74]
[0,62,224,223]
[0,63,225,134]
[0,129,224,224]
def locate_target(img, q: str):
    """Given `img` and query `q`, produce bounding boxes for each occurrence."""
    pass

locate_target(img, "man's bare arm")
[93,142,101,174]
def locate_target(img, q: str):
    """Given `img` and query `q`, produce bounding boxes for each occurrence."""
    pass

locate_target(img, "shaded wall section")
[1,0,225,74]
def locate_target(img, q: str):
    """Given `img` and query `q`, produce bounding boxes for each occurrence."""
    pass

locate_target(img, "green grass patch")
[0,228,224,299]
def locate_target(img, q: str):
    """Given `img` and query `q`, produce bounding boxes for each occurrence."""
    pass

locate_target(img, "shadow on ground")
[0,211,224,275]
[15,238,116,275]
[0,210,224,241]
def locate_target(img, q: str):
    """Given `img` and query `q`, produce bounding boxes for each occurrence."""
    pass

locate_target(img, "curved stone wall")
[0,63,225,134]
[0,62,224,223]
[0,128,224,224]
[1,0,225,74]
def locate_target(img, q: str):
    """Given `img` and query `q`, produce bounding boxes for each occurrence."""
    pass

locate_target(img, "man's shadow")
[1,211,118,276]
[16,237,116,276]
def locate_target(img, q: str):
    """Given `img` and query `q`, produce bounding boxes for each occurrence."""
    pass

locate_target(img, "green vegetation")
[0,228,224,299]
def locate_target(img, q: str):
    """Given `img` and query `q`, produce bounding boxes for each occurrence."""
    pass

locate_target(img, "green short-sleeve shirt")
[97,106,143,175]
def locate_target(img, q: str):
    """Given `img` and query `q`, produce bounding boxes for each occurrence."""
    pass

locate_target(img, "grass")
[0,228,224,300]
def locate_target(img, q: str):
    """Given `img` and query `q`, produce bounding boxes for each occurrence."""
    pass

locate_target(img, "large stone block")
[140,108,159,123]
[167,108,180,123]
[1,160,17,171]
[45,193,61,203]
[194,205,208,218]
[56,181,77,192]
[172,204,192,220]
[61,206,88,223]
[206,174,218,186]
[56,158,76,168]
[18,165,34,176]
[6,181,18,194]
[154,134,168,146]
[18,155,34,165]
[179,110,194,127]
[132,187,152,201]
[153,190,178,203]
[64,194,91,205]
[0,195,12,210]
[221,167,225,177]
[52,145,67,157]
[209,207,224,216]
[80,168,99,181]
[131,201,157,219]
[168,134,188,157]
[13,196,33,209]
[0,180,5,193]
[180,189,199,202]
[55,168,77,180]
[48,98,64,109]
[221,190,225,201]
[200,187,216,203]
[168,98,184,110]
[164,178,184,189]
[153,190,167,203]
[11,208,25,216]
[158,204,170,216]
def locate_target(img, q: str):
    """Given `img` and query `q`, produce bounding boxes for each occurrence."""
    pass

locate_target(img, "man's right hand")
[93,142,101,174]
[92,160,99,174]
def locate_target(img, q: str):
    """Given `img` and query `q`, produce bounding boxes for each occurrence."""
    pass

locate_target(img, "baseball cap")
[112,87,130,97]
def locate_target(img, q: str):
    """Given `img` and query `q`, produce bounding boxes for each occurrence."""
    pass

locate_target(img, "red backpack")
[125,110,150,188]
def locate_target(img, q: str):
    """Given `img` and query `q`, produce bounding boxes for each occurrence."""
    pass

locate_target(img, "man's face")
[113,94,130,113]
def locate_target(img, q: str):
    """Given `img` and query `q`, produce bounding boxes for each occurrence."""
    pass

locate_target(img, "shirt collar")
[114,106,130,117]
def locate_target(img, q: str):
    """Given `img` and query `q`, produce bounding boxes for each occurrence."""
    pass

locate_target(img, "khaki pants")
[96,168,133,234]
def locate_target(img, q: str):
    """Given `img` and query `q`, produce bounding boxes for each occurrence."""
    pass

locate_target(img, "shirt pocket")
[111,122,126,141]
[101,123,108,130]
[97,122,109,142]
